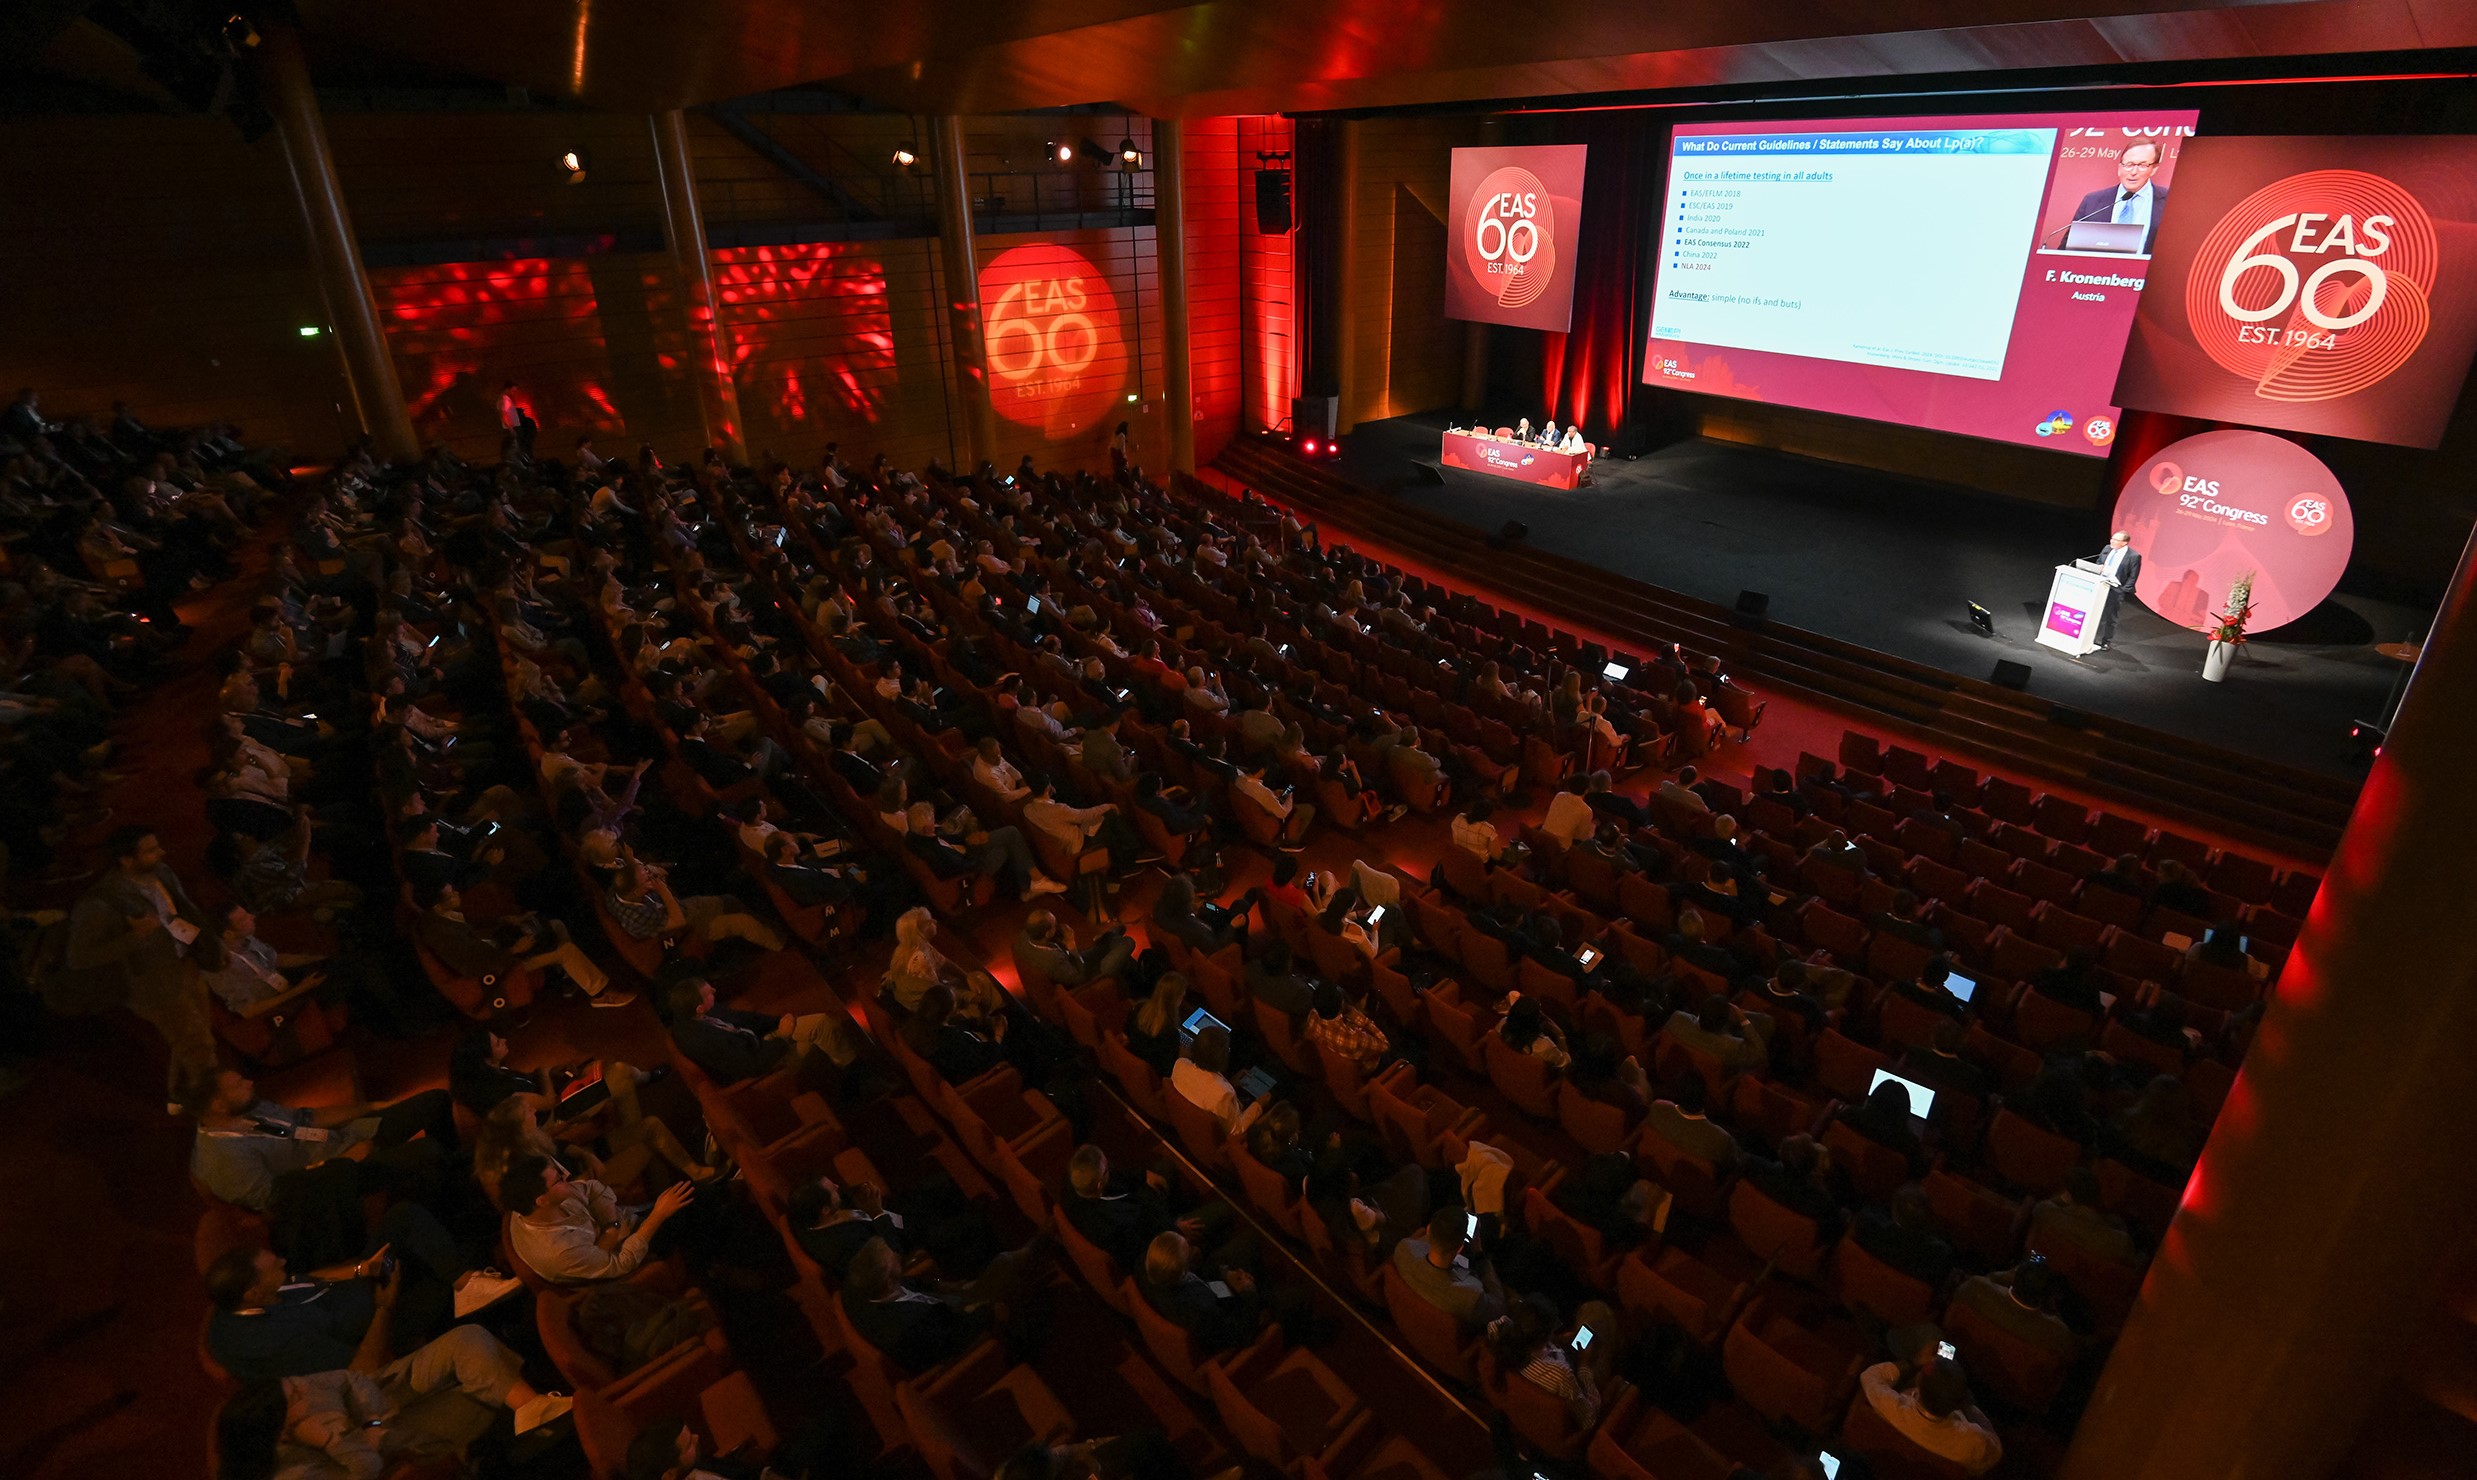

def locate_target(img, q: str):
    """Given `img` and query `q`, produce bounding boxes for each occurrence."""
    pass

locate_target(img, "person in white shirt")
[1558,426,1587,456]
[1541,778,1596,847]
[502,1154,695,1284]
[1232,765,1313,851]
[1451,797,1508,861]
[1169,1024,1264,1136]
[970,736,1030,803]
[1858,1357,2003,1474]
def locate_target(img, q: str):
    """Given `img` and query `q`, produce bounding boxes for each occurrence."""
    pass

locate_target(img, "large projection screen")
[1644,111,2199,456]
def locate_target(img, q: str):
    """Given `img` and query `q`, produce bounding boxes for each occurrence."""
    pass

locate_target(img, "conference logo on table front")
[2182,168,2439,403]
[1463,166,1559,312]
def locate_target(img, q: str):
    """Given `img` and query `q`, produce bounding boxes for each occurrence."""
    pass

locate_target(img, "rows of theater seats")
[177,434,2312,1480]
[715,460,2315,1475]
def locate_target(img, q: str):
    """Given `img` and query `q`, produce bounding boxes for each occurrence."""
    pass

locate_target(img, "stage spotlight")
[2349,719,2387,759]
[891,143,919,168]
[1079,137,1113,169]
[1968,601,1995,637]
[1046,140,1075,166]
[222,14,262,51]
[1119,137,1144,169]
[558,148,589,184]
[1301,438,1320,455]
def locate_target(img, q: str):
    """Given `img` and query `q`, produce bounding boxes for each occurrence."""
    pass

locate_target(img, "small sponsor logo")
[2083,415,2117,445]
[2035,409,2075,437]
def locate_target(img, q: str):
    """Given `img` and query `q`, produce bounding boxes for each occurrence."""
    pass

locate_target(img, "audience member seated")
[666,976,855,1082]
[1488,1291,1615,1429]
[2031,1167,2140,1265]
[211,1326,572,1480]
[500,1153,697,1284]
[1171,1024,1264,1136]
[415,881,629,1007]
[1836,1077,1930,1175]
[786,1167,1002,1282]
[184,1066,459,1214]
[1496,995,1571,1071]
[1857,1356,2003,1475]
[1741,1134,1846,1240]
[1014,908,1135,998]
[1393,1204,1508,1332]
[1853,1184,1956,1286]
[1950,1254,2081,1362]
[840,1234,1043,1371]
[1660,994,1770,1075]
[1645,1074,1737,1168]
[1139,1229,1260,1353]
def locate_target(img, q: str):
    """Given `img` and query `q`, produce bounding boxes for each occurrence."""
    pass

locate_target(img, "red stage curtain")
[1540,117,1661,449]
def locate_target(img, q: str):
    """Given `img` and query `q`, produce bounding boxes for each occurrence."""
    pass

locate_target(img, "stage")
[1330,412,2423,780]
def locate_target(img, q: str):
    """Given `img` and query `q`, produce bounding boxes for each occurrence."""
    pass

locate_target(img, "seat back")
[1055,1205,1131,1313]
[1482,1031,1559,1119]
[1727,1179,1829,1281]
[1555,1081,1635,1157]
[1722,1302,1844,1436]
[1478,1342,1590,1460]
[1829,1237,1937,1328]
[1229,1138,1308,1238]
[1943,1294,2071,1414]
[1986,1108,2084,1195]
[1162,1086,1235,1170]
[1380,1259,1481,1382]
[1126,1278,1217,1393]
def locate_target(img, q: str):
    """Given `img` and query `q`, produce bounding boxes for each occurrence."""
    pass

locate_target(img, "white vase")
[2203,639,2233,683]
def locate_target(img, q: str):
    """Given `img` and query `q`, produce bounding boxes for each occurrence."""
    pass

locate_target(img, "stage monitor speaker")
[1735,590,1770,620]
[1293,394,1337,440]
[1489,519,1529,548]
[1991,660,2033,691]
[1254,168,1294,234]
[1408,461,1444,486]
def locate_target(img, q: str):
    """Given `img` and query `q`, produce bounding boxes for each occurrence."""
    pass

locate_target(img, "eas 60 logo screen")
[2114,135,2477,449]
[2184,169,2438,403]
[977,242,1127,441]
[1444,145,1589,333]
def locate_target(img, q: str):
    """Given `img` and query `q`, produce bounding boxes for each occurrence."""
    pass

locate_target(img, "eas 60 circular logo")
[2183,169,2439,403]
[2287,494,2335,536]
[1462,167,1558,312]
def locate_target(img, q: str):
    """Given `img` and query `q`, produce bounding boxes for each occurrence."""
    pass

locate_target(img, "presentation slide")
[1644,111,2198,456]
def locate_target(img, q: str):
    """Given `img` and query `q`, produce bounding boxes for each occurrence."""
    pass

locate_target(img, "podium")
[2037,563,2113,657]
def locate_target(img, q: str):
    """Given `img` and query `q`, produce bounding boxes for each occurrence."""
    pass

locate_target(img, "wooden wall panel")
[0,116,346,456]
[1346,115,1475,428]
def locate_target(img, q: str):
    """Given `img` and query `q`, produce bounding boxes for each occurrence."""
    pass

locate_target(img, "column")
[931,116,999,471]
[1153,117,1194,477]
[254,21,417,461]
[648,110,746,465]
[2060,517,2477,1480]
[1333,119,1362,434]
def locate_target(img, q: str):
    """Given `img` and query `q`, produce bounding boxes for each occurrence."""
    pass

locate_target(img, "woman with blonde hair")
[1126,971,1190,1076]
[888,906,1005,1023]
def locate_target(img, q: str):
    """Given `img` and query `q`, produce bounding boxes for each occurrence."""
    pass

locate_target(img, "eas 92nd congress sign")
[2113,135,2477,448]
[1444,145,1589,333]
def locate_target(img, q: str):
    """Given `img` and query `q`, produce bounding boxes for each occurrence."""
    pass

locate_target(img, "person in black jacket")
[900,982,1008,1084]
[1139,1231,1260,1354]
[664,977,854,1083]
[1851,1184,1955,1286]
[1741,1134,1846,1240]
[1061,1144,1208,1271]
[839,1236,991,1371]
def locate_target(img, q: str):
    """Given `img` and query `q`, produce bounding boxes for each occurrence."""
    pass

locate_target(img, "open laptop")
[1867,1067,1939,1127]
[1602,661,1631,682]
[2064,219,2148,253]
[1179,1007,1281,1101]
[1942,969,1979,1005]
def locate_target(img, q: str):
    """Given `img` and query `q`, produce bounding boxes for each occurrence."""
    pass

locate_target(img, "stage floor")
[1333,412,2422,780]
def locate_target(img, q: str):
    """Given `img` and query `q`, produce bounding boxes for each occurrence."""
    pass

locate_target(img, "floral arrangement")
[2207,571,2255,646]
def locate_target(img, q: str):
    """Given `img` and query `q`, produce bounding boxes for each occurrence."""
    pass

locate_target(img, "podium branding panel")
[2107,429,2353,634]
[2113,135,2477,448]
[1445,145,1590,332]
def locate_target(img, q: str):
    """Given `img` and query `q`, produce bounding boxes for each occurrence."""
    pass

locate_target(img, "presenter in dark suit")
[2069,141,2169,254]
[2092,530,2142,650]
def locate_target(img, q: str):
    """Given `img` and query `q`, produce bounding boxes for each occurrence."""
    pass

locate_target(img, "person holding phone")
[1232,762,1314,851]
[1487,1292,1621,1429]
[1392,1205,1507,1332]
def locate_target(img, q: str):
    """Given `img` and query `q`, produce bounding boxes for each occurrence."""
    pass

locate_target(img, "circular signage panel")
[2108,428,2354,633]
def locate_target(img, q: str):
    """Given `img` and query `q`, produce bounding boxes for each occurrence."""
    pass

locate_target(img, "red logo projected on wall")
[978,243,1125,440]
[1445,145,1588,333]
[2182,169,2438,402]
[2108,429,2354,634]
[2115,136,2477,448]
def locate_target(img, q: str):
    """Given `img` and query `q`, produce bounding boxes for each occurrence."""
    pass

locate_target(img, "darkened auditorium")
[7,4,2477,1479]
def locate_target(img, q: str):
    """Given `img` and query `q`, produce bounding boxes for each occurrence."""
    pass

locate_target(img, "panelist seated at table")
[1558,427,1588,456]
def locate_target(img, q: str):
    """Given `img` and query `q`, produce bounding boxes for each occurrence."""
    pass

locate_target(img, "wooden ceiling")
[290,0,2476,116]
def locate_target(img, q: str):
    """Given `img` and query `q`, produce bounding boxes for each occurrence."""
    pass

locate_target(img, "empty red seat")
[1985,1108,2084,1195]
